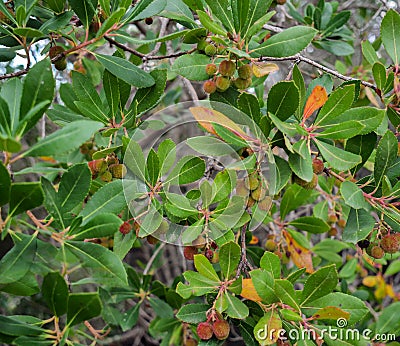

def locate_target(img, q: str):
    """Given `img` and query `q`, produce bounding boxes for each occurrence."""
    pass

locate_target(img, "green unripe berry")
[215,76,230,92]
[219,60,236,77]
[238,64,253,79]
[197,39,207,52]
[205,63,217,76]
[371,246,384,259]
[234,77,252,90]
[204,44,217,56]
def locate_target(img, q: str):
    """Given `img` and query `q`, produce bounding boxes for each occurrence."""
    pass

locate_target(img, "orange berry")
[197,322,213,340]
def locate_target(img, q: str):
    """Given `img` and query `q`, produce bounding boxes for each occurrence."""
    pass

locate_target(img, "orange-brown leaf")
[252,62,279,78]
[284,230,314,273]
[190,106,248,139]
[303,86,328,121]
[240,278,263,302]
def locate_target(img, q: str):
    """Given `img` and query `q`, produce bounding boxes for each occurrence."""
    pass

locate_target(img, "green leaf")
[19,59,54,134]
[361,40,379,65]
[69,0,98,28]
[177,271,219,298]
[0,233,37,285]
[132,69,167,115]
[251,26,317,57]
[301,264,338,306]
[237,92,261,123]
[340,181,369,209]
[260,252,281,279]
[0,135,21,153]
[194,254,220,282]
[314,139,361,171]
[13,27,44,38]
[241,0,273,39]
[381,9,400,65]
[374,130,398,186]
[267,81,299,121]
[0,162,11,206]
[103,70,120,116]
[315,84,355,126]
[322,10,350,36]
[67,292,102,326]
[225,293,249,319]
[345,133,377,174]
[79,180,126,224]
[0,271,39,297]
[148,297,174,319]
[124,0,167,22]
[219,241,241,279]
[9,182,43,217]
[342,208,375,243]
[321,107,385,136]
[317,121,365,140]
[280,184,314,219]
[23,120,103,157]
[65,241,128,286]
[269,155,291,195]
[372,62,387,90]
[250,269,278,303]
[274,279,300,312]
[58,163,91,212]
[254,310,282,346]
[289,139,313,182]
[204,0,234,32]
[305,292,368,325]
[124,140,146,181]
[171,54,211,80]
[289,216,330,234]
[146,148,160,186]
[0,316,43,337]
[166,156,205,185]
[212,169,235,203]
[72,213,123,240]
[197,10,226,35]
[120,303,141,331]
[96,54,155,87]
[176,304,209,323]
[376,302,400,334]
[165,193,198,218]
[41,272,69,316]
[187,136,235,156]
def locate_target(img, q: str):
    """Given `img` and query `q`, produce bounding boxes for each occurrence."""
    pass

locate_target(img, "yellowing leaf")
[254,309,282,345]
[252,62,279,77]
[190,106,248,139]
[284,230,314,273]
[240,278,262,302]
[303,86,328,121]
[312,306,350,321]
[362,276,378,287]
[249,235,259,245]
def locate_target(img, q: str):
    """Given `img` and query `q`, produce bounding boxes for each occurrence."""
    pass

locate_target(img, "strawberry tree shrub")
[0,0,399,345]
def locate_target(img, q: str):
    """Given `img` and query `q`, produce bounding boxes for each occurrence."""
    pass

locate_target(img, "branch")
[257,54,379,92]
[0,44,31,81]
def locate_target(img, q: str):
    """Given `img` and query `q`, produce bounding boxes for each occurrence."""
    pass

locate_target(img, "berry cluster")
[362,233,400,259]
[49,46,67,71]
[88,156,127,182]
[203,60,253,94]
[196,315,230,341]
[184,236,218,263]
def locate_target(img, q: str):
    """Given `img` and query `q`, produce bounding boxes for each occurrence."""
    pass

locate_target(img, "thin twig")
[181,77,200,105]
[143,242,166,275]
[257,54,379,92]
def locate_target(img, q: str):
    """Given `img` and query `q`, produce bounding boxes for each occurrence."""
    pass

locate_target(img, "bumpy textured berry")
[265,239,277,251]
[358,239,370,249]
[215,76,230,92]
[212,319,230,340]
[192,235,206,249]
[54,58,67,71]
[276,0,287,4]
[337,219,346,228]
[328,227,338,236]
[203,80,217,94]
[183,246,197,260]
[147,235,159,245]
[247,172,260,190]
[109,163,127,179]
[100,170,112,182]
[204,44,217,56]
[233,77,252,90]
[380,234,399,254]
[238,64,252,79]
[312,158,324,174]
[219,60,236,77]
[49,46,65,59]
[327,213,338,223]
[88,159,107,175]
[197,39,207,52]
[197,322,213,340]
[251,186,266,201]
[293,173,318,190]
[205,63,217,76]
[205,249,214,261]
[119,221,132,235]
[371,246,384,259]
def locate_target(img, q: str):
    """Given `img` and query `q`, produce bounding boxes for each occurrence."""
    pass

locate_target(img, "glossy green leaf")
[96,54,155,87]
[0,162,11,206]
[314,139,361,171]
[225,293,249,319]
[69,0,98,28]
[65,241,128,286]
[361,40,379,65]
[171,54,211,81]
[289,216,330,234]
[9,183,43,217]
[194,254,220,282]
[254,310,282,346]
[197,10,226,35]
[0,316,43,337]
[340,181,369,209]
[250,269,278,303]
[176,303,209,323]
[267,81,299,121]
[376,302,400,334]
[72,213,123,240]
[204,0,234,32]
[345,133,377,174]
[219,241,241,279]
[260,252,281,279]
[241,0,273,39]
[23,120,103,157]
[274,279,300,312]
[251,26,317,57]
[374,130,398,186]
[342,208,375,243]
[301,264,338,306]
[67,292,102,326]
[41,272,69,316]
[317,121,364,139]
[381,9,400,65]
[372,62,387,90]
[289,139,313,182]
